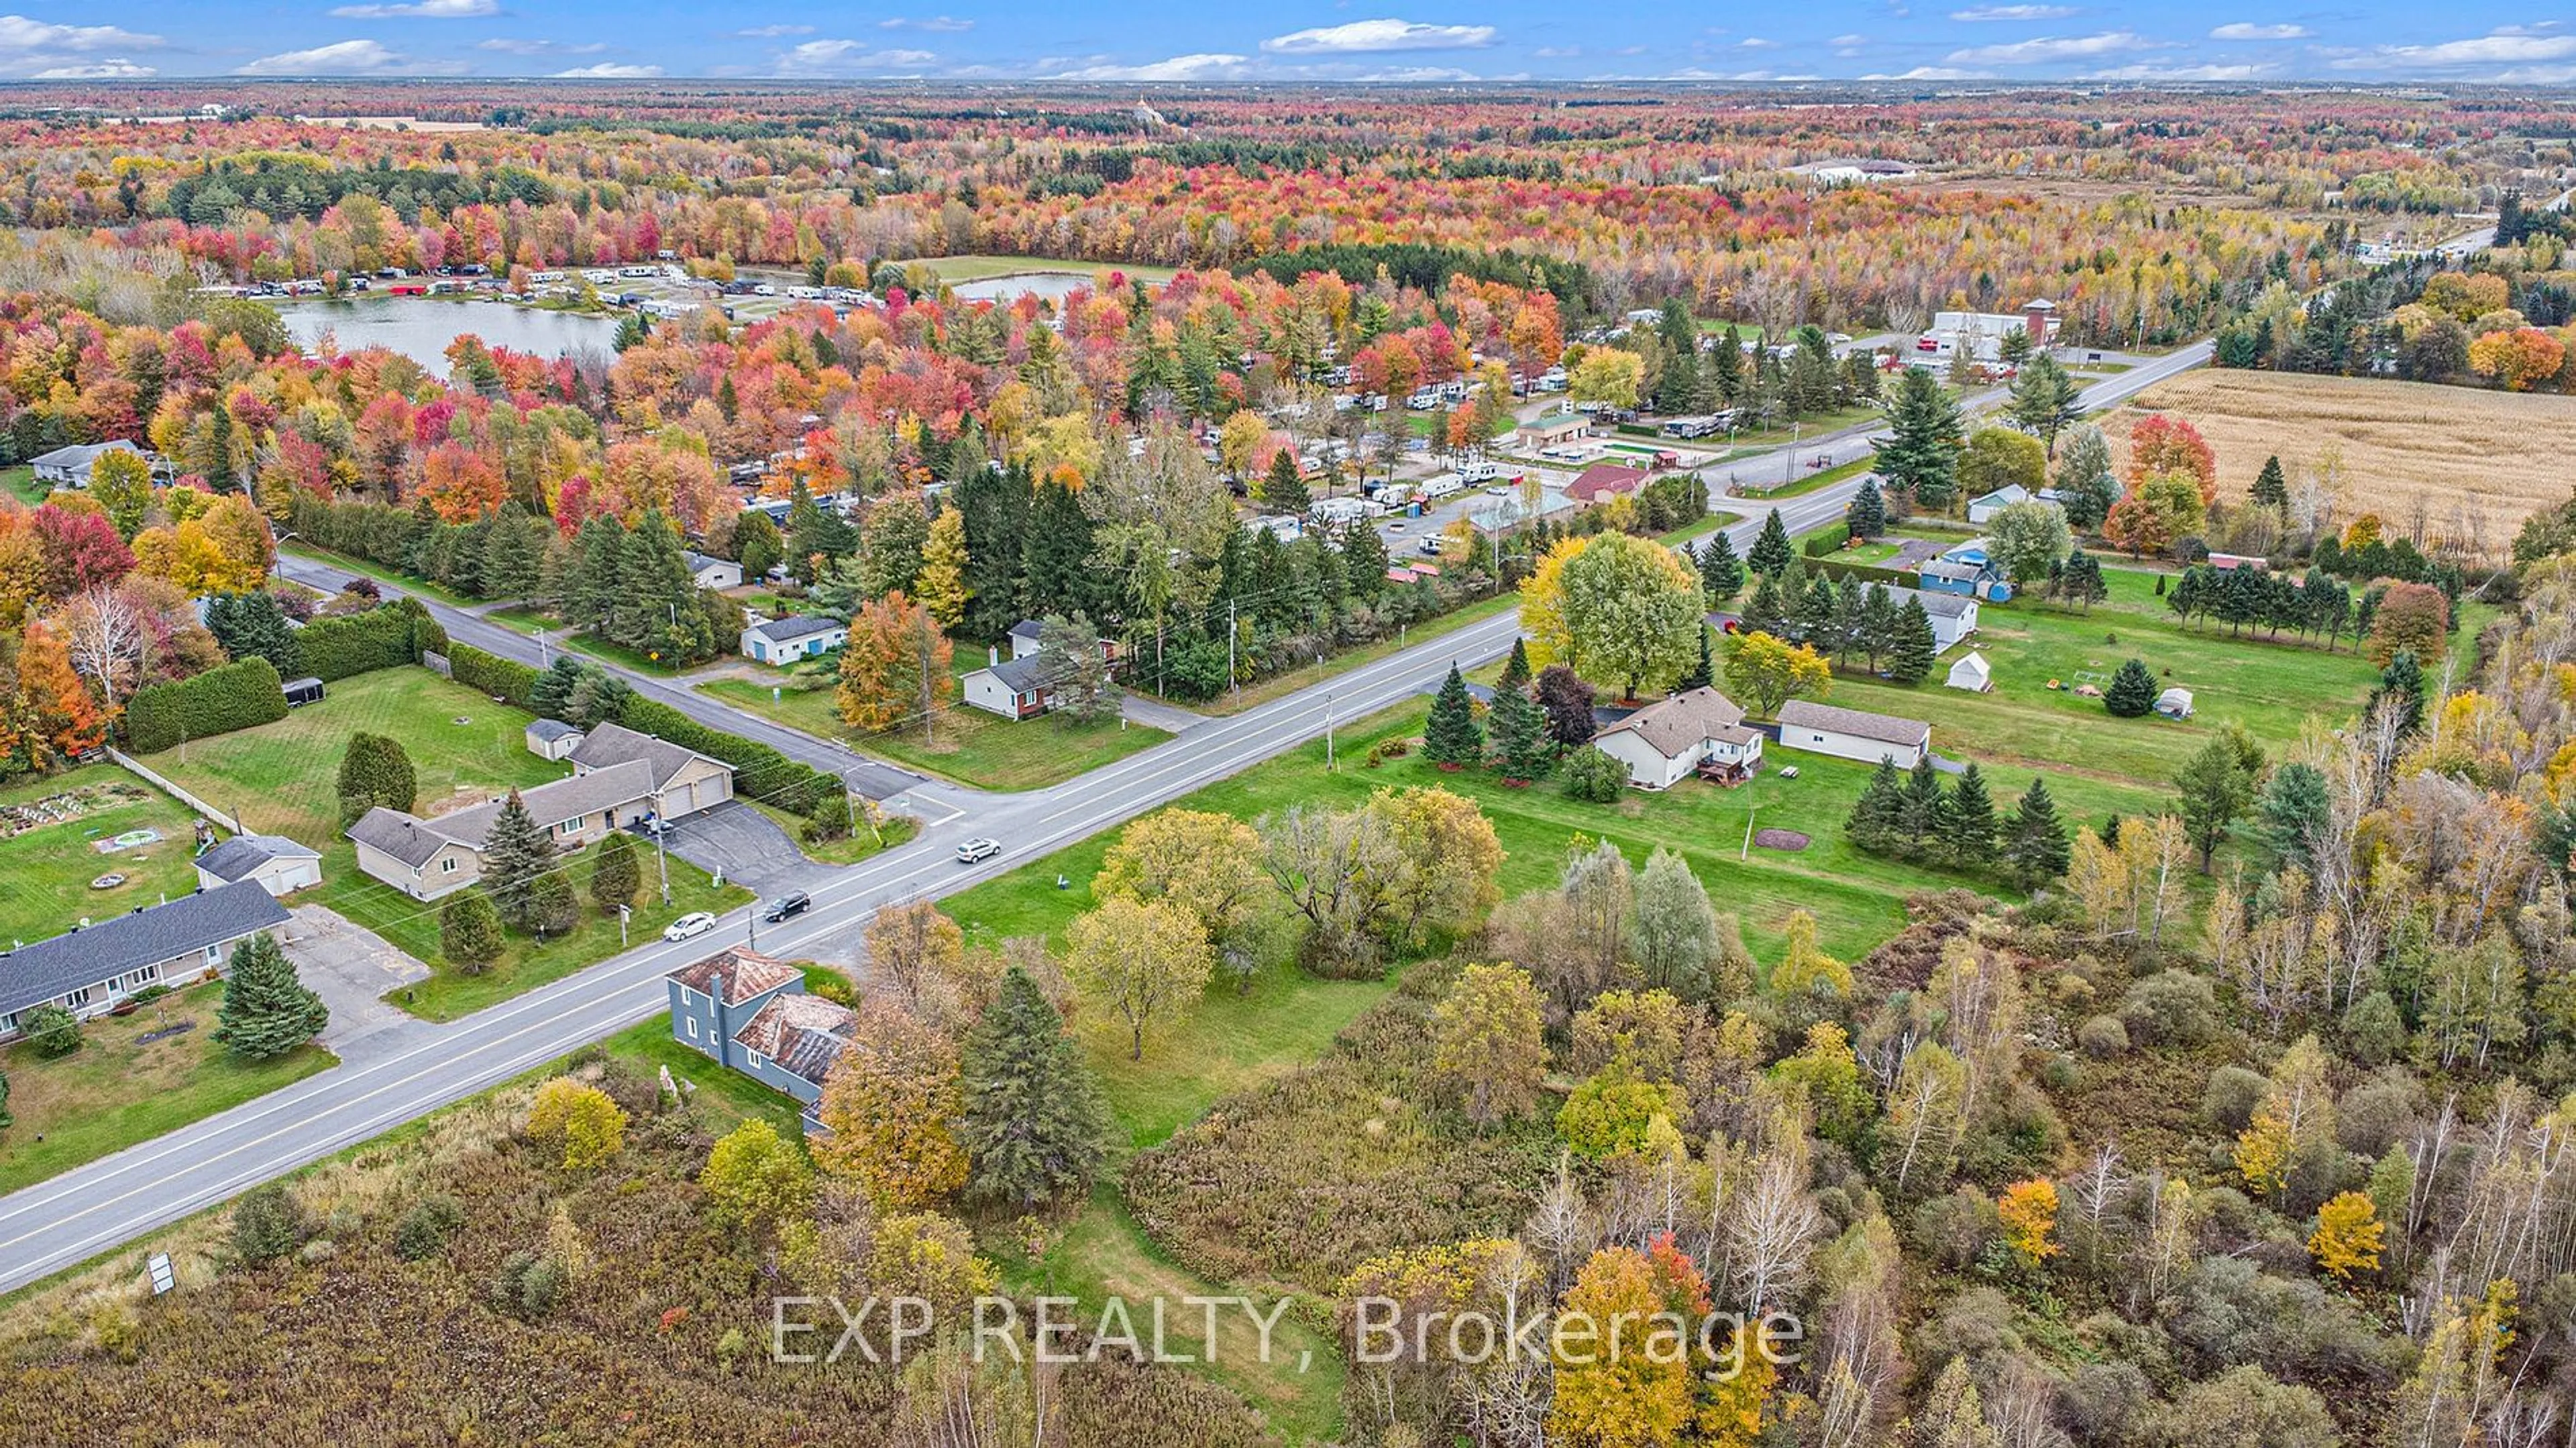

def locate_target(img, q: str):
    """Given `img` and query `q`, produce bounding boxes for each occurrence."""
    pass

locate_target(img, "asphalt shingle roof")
[1779,699,1931,747]
[1594,686,1750,760]
[747,614,844,645]
[981,656,1050,693]
[0,880,289,1017]
[193,834,319,884]
[569,722,723,791]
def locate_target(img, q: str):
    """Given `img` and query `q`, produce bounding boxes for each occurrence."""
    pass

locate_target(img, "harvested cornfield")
[2108,368,2576,557]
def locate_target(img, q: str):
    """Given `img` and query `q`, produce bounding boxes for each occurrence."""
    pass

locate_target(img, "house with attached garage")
[741,613,849,666]
[193,834,323,896]
[346,723,733,900]
[0,880,290,1043]
[1776,699,1933,768]
[663,947,856,1133]
[28,439,152,488]
[1589,686,1764,789]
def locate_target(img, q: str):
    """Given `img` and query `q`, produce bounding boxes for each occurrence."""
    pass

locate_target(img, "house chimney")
[989,645,999,667]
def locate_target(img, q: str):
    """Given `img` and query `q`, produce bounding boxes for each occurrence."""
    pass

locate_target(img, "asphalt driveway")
[279,904,435,1056]
[650,800,825,894]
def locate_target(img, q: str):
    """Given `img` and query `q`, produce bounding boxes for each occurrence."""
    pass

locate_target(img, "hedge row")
[447,643,537,709]
[1806,555,1919,589]
[125,658,288,754]
[1802,523,1852,558]
[292,606,422,683]
[616,695,837,816]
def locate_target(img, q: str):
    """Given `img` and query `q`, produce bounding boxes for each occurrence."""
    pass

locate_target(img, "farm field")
[911,253,1179,285]
[0,765,211,946]
[136,668,749,1019]
[2110,368,2576,535]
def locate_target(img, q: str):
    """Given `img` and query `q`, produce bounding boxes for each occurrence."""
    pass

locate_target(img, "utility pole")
[1324,692,1335,770]
[1741,803,1763,862]
[1784,421,1801,486]
[917,613,936,747]
[1227,597,1238,707]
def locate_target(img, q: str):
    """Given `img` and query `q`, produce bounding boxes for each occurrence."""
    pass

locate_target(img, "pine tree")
[1261,449,1311,513]
[1886,597,1938,684]
[1796,574,1840,650]
[1699,529,1746,604]
[1874,368,1965,512]
[337,731,417,826]
[1678,624,1715,690]
[1947,762,1998,867]
[527,869,579,938]
[531,656,585,719]
[570,514,627,629]
[1424,664,1484,767]
[1490,681,1552,780]
[2003,776,2072,883]
[1742,572,1790,639]
[2368,650,2426,735]
[1340,518,1389,599]
[2105,657,2158,717]
[1748,510,1794,576]
[590,830,641,913]
[1498,637,1533,693]
[2252,454,2289,510]
[1858,583,1897,671]
[481,790,557,931]
[213,932,329,1060]
[1847,758,1905,852]
[440,892,504,973]
[959,967,1112,1209]
[1897,758,1948,857]
[1844,477,1888,541]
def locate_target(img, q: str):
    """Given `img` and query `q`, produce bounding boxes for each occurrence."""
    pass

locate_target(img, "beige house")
[347,723,733,900]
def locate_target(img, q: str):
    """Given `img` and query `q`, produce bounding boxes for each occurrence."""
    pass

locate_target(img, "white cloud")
[555,62,662,76]
[735,23,812,37]
[1260,19,1497,54]
[31,58,154,77]
[1532,44,1580,56]
[773,39,938,72]
[880,15,972,31]
[1945,30,2149,63]
[1047,51,1250,79]
[1738,36,1778,48]
[2089,60,2277,78]
[2347,30,2576,68]
[1868,64,1986,77]
[1830,33,1869,45]
[476,37,605,54]
[1949,4,2077,19]
[237,38,432,73]
[328,0,495,16]
[2208,21,2309,39]
[0,15,164,52]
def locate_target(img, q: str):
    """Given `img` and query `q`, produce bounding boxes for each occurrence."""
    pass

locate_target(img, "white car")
[956,837,1002,864]
[662,911,718,942]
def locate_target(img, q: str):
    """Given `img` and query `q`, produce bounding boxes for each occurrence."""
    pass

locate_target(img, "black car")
[760,891,812,924]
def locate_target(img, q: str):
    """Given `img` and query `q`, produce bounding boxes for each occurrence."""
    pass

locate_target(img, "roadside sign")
[148,1252,174,1295]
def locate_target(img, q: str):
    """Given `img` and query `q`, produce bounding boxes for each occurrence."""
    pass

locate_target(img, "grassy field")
[1725,452,1874,501]
[0,765,212,945]
[1656,509,1746,546]
[698,678,1170,790]
[1134,590,1524,719]
[0,982,335,1194]
[913,253,1181,285]
[2110,369,2576,535]
[1,464,40,505]
[138,668,749,1021]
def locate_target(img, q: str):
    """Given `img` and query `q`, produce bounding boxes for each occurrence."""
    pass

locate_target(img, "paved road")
[0,338,2212,1296]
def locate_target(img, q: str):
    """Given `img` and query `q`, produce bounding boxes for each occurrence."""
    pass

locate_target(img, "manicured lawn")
[1,464,42,505]
[0,982,335,1194]
[747,800,920,865]
[914,253,1180,285]
[698,678,1171,790]
[0,765,212,945]
[280,544,481,609]
[485,607,707,676]
[1726,453,1872,501]
[138,667,751,1021]
[1656,509,1745,546]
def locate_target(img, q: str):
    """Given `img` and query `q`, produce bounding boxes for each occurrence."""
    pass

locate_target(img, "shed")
[683,550,743,590]
[2155,687,2196,721]
[1945,651,1992,693]
[282,676,326,707]
[193,835,324,896]
[526,718,587,760]
[1776,699,1933,769]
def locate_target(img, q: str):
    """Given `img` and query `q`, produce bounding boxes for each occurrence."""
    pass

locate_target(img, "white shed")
[1776,699,1932,769]
[1945,651,1992,693]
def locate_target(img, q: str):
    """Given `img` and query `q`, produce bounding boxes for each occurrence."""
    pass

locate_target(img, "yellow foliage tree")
[525,1077,627,1171]
[2308,1190,2385,1281]
[1998,1178,2060,1265]
[913,507,971,629]
[1518,535,1590,670]
[813,1003,969,1210]
[1770,909,1851,998]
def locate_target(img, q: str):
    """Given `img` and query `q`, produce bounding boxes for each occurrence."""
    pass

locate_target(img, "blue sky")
[3,3,2574,85]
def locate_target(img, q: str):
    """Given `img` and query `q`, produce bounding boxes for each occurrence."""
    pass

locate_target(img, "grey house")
[664,947,856,1130]
[0,880,292,1041]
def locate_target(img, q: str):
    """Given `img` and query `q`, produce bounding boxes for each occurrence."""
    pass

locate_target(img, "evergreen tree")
[527,869,579,939]
[212,932,329,1060]
[612,509,714,663]
[1749,510,1794,576]
[2105,657,2158,717]
[570,513,627,628]
[1260,450,1311,513]
[1741,572,1791,639]
[337,731,417,826]
[1498,637,1533,692]
[530,656,586,719]
[440,892,504,973]
[2252,454,2290,510]
[1844,477,1888,541]
[590,829,641,913]
[957,458,1032,637]
[1340,517,1390,600]
[1424,664,1484,767]
[1699,529,1746,604]
[2369,650,2427,736]
[1678,624,1715,690]
[481,790,556,932]
[1886,597,1938,684]
[2058,550,2109,611]
[1857,583,1898,672]
[1847,758,1905,851]
[205,592,299,670]
[1796,574,1840,648]
[1490,680,1552,780]
[2006,352,2082,450]
[2003,776,2073,883]
[1709,323,1745,403]
[959,966,1112,1209]
[1874,368,1965,513]
[785,480,855,582]
[1947,762,1998,867]
[1021,476,1096,619]
[1897,757,1949,857]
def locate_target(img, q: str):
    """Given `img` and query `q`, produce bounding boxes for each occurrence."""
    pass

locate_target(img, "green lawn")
[0,765,213,945]
[698,678,1171,791]
[485,607,708,676]
[747,800,920,865]
[137,667,751,1021]
[1727,453,1874,501]
[1,464,42,505]
[1657,509,1746,547]
[914,253,1180,285]
[1135,590,1523,719]
[0,982,335,1194]
[597,1018,802,1135]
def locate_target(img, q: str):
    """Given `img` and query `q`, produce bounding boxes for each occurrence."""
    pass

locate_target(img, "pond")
[270,297,622,372]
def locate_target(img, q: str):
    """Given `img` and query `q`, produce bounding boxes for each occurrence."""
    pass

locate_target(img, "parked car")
[956,837,1002,864]
[662,911,717,942]
[760,892,812,924]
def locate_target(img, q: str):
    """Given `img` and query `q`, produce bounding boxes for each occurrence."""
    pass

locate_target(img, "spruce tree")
[1858,584,1897,672]
[1847,758,1905,852]
[1874,368,1964,513]
[1699,529,1746,605]
[213,932,329,1060]
[2104,657,2157,717]
[1749,510,1794,577]
[2004,776,2072,883]
[480,790,556,931]
[1021,477,1096,619]
[1261,450,1311,513]
[1886,597,1938,684]
[1947,762,1998,868]
[527,869,578,939]
[1498,637,1533,693]
[440,892,504,973]
[2252,454,2289,510]
[1678,625,1715,690]
[2368,650,2427,736]
[1340,517,1389,599]
[590,830,641,913]
[570,513,627,629]
[1490,681,1551,780]
[959,967,1112,1210]
[530,656,585,719]
[1897,757,1949,857]
[1742,572,1790,639]
[1424,664,1484,767]
[1844,477,1888,541]
[337,732,417,826]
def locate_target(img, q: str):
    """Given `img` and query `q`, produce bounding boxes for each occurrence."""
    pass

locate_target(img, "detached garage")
[1777,699,1933,769]
[193,834,324,896]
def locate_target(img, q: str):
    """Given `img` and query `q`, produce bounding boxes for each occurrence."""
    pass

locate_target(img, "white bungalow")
[1589,687,1764,790]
